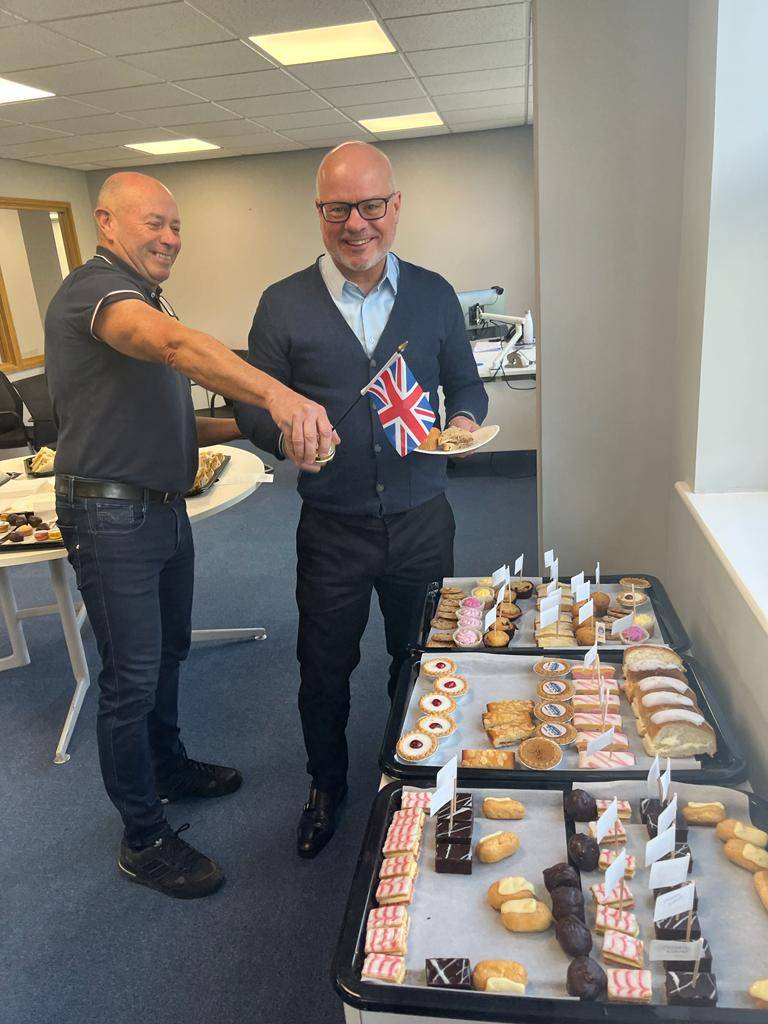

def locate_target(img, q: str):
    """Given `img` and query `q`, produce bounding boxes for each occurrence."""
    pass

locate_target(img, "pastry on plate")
[460,748,514,769]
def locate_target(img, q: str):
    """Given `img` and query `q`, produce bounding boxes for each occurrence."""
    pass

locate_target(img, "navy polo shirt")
[45,247,197,493]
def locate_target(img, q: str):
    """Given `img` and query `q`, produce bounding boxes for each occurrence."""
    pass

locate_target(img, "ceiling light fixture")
[0,77,54,105]
[359,112,444,133]
[124,138,220,155]
[250,21,394,66]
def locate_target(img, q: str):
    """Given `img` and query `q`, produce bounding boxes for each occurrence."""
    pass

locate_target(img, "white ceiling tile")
[340,97,436,120]
[376,0,525,14]
[192,0,372,34]
[2,0,171,19]
[0,11,23,26]
[231,138,306,153]
[407,39,528,75]
[386,7,528,51]
[289,53,412,90]
[435,87,525,111]
[254,108,350,131]
[422,66,526,95]
[441,102,525,124]
[221,92,330,117]
[0,127,179,158]
[451,119,524,132]
[175,69,306,102]
[318,78,424,108]
[71,84,202,112]
[10,59,161,95]
[206,131,277,148]
[69,163,106,170]
[372,124,450,139]
[0,124,68,145]
[48,3,234,56]
[123,40,272,79]
[129,103,240,126]
[0,23,100,70]
[0,97,105,123]
[284,124,372,142]
[35,113,145,134]
[165,118,265,139]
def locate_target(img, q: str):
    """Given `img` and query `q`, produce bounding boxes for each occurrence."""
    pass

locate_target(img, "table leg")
[191,627,266,642]
[48,559,91,765]
[0,565,31,670]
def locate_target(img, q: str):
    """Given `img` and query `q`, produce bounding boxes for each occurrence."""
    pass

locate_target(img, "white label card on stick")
[661,758,672,800]
[658,794,678,835]
[654,882,695,922]
[484,607,496,631]
[429,784,453,817]
[539,605,559,629]
[541,591,562,611]
[611,611,634,635]
[646,755,661,799]
[645,825,677,867]
[551,558,559,581]
[595,561,601,584]
[595,798,619,843]
[495,584,506,608]
[546,579,558,595]
[649,852,691,890]
[649,940,701,963]
[544,549,554,568]
[570,571,585,591]
[514,554,524,575]
[492,565,507,587]
[435,756,457,794]
[584,643,598,667]
[586,726,614,758]
[604,848,627,898]
[578,599,594,625]
[575,581,591,604]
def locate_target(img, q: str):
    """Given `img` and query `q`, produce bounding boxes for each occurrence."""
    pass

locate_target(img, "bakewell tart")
[396,731,438,762]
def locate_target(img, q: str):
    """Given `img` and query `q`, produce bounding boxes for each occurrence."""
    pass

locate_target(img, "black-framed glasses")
[316,193,397,223]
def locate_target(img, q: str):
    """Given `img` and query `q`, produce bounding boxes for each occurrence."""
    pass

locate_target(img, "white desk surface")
[0,445,268,567]
[472,341,537,381]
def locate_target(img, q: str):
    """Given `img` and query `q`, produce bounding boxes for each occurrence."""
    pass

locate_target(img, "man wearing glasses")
[235,142,487,857]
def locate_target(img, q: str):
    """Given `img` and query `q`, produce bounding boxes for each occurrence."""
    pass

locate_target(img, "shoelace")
[182,757,218,777]
[154,823,201,872]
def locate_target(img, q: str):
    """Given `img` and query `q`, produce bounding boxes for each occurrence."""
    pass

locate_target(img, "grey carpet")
[0,447,536,1024]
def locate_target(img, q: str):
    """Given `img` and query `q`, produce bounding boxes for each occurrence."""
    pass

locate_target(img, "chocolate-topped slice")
[435,843,472,875]
[435,810,473,846]
[655,913,701,940]
[663,938,711,972]
[551,886,586,921]
[646,807,689,842]
[665,971,718,1006]
[426,957,472,989]
[543,862,579,892]
[640,797,663,824]
[436,793,473,817]
[654,884,699,910]
[564,789,597,822]
[660,843,693,871]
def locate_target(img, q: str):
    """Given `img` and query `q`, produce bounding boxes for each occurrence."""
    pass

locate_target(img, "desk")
[0,445,269,764]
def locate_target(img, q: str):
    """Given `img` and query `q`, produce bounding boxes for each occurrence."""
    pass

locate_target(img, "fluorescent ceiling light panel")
[359,112,443,132]
[250,21,394,66]
[124,138,219,155]
[0,77,54,104]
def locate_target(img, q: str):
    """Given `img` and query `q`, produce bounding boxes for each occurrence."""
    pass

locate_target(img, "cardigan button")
[374,444,382,454]
[370,359,377,369]
[376,483,385,493]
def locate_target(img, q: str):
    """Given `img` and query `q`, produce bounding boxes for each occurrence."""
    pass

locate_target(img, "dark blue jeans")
[56,495,194,848]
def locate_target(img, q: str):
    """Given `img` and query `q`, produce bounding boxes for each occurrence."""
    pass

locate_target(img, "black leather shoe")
[297,783,348,859]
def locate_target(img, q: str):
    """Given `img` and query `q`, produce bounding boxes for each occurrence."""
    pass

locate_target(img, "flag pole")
[332,341,409,432]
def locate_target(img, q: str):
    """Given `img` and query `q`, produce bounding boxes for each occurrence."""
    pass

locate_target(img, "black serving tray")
[184,454,231,497]
[333,778,767,1023]
[415,574,691,657]
[379,650,747,786]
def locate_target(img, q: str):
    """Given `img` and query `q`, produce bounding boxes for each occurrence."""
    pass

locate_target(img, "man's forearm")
[195,415,242,446]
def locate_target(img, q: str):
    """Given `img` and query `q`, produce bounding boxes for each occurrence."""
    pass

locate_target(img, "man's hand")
[282,433,327,473]
[266,385,339,465]
[447,415,479,459]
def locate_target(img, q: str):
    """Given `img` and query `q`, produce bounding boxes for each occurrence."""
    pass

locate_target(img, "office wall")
[534,0,688,575]
[0,158,96,260]
[0,209,43,359]
[86,128,534,349]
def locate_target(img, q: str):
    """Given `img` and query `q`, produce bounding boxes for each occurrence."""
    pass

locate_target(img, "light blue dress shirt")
[319,251,399,357]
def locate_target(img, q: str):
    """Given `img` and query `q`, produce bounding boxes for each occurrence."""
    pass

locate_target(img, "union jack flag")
[365,353,436,457]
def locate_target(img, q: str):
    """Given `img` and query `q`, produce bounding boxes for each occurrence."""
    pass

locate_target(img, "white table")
[0,446,270,764]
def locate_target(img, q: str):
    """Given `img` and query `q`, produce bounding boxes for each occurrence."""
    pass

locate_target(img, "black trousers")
[296,493,455,791]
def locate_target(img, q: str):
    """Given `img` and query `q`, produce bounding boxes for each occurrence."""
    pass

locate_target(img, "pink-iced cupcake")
[459,595,484,612]
[452,626,482,650]
[620,625,650,645]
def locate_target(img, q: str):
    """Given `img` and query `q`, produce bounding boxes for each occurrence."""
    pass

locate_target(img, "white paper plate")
[415,423,500,455]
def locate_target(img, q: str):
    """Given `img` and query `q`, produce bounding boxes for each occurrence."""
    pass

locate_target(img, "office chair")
[13,371,57,449]
[0,370,33,452]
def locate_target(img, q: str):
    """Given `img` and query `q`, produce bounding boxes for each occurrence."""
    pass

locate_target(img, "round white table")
[0,446,270,763]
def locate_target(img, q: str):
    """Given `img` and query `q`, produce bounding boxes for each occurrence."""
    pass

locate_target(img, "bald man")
[235,143,487,857]
[45,172,335,898]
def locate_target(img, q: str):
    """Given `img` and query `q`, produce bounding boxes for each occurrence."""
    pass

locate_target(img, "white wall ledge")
[675,481,768,632]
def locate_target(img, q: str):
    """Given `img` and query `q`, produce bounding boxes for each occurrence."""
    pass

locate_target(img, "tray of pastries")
[333,777,768,1021]
[0,507,62,550]
[185,450,230,497]
[416,573,690,655]
[22,446,55,477]
[379,647,746,785]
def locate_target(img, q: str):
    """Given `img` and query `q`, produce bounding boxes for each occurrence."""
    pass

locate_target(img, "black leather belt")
[55,475,182,503]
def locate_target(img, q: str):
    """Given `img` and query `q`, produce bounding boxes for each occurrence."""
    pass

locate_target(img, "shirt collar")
[320,251,398,301]
[95,245,161,297]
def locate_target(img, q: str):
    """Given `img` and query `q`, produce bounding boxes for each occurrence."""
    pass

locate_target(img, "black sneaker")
[156,755,242,804]
[118,824,225,899]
